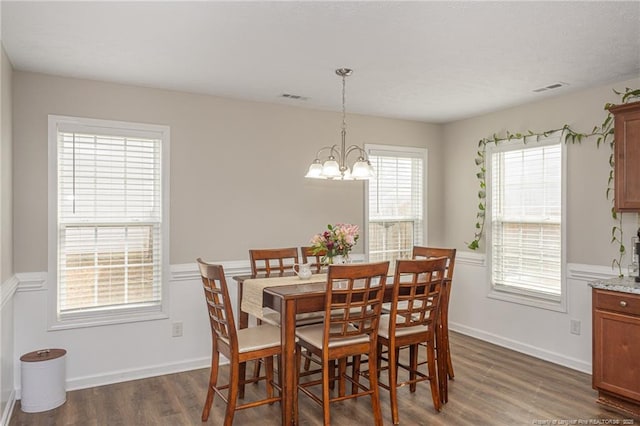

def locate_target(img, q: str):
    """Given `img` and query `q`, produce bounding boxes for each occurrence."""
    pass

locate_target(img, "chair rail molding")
[14,272,47,292]
[566,262,619,282]
[456,250,486,267]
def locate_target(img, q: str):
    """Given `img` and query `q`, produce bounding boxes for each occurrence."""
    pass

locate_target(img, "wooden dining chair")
[412,245,456,403]
[249,247,299,277]
[376,257,447,424]
[197,258,281,425]
[295,262,389,426]
[301,246,328,273]
[248,247,322,379]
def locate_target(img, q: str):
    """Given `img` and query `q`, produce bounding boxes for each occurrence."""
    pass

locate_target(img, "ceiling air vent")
[281,93,308,101]
[533,82,569,93]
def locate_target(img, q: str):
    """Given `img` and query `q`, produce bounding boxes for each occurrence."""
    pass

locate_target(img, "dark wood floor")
[10,332,636,425]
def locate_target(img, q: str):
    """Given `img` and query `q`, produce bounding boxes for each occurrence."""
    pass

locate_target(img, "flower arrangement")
[310,223,360,264]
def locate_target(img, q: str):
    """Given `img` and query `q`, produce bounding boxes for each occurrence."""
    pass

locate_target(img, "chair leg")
[367,347,384,426]
[201,349,219,422]
[322,358,332,426]
[351,355,361,395]
[303,348,312,371]
[409,344,418,393]
[426,337,441,412]
[388,343,400,425]
[239,361,246,399]
[329,359,336,390]
[224,359,240,426]
[265,356,274,400]
[338,358,347,397]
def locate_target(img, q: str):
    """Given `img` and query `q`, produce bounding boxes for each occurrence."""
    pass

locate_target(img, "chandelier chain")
[341,73,347,133]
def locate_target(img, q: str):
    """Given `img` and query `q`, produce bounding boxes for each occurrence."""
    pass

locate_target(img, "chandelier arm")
[313,145,339,159]
[345,144,369,160]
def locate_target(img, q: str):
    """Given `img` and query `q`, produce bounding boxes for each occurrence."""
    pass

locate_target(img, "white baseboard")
[449,322,591,374]
[65,356,213,394]
[14,356,216,399]
[0,389,16,426]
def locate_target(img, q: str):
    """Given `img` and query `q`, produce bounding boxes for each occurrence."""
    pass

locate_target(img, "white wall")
[443,77,640,373]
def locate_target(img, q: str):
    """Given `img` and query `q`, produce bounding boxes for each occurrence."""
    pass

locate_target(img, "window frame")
[364,144,428,262]
[47,115,170,330]
[485,133,567,312]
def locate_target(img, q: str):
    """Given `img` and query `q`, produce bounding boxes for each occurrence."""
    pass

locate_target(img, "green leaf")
[475,222,481,229]
[476,172,485,179]
[467,240,479,250]
[620,244,626,253]
[475,157,483,165]
[478,203,485,211]
[478,190,486,199]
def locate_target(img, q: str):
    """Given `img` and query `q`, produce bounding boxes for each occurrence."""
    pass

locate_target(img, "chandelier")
[305,68,376,180]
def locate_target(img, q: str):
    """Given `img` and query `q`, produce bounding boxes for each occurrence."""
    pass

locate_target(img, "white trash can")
[20,348,67,413]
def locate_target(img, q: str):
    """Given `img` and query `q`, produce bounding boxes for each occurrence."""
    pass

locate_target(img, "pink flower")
[309,223,360,263]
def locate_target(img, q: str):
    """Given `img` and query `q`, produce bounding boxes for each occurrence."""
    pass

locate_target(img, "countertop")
[589,276,640,295]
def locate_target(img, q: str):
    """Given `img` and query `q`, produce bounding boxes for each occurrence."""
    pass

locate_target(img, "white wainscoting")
[11,260,253,398]
[1,275,18,426]
[449,251,618,374]
[7,253,616,409]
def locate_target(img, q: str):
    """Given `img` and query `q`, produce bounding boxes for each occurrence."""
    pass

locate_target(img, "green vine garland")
[467,87,640,277]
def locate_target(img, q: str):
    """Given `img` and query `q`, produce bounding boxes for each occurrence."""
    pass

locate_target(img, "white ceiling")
[2,1,639,123]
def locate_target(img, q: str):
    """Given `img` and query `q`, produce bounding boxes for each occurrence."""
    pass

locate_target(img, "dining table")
[233,272,450,426]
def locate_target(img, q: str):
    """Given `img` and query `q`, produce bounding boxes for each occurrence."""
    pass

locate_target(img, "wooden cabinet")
[610,101,640,211]
[592,288,640,417]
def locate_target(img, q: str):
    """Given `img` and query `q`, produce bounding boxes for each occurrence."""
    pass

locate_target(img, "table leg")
[281,298,297,425]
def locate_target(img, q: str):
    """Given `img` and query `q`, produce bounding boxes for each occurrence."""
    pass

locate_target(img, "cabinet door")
[613,102,640,211]
[593,308,640,402]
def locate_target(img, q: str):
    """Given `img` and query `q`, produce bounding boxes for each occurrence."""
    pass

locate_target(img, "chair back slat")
[391,258,447,331]
[301,246,327,273]
[250,247,299,276]
[412,246,456,281]
[197,259,236,346]
[325,262,389,342]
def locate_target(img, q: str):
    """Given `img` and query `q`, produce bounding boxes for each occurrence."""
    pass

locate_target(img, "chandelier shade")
[304,68,376,180]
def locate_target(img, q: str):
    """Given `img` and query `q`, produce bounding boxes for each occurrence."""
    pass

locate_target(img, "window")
[487,134,566,311]
[365,145,426,263]
[48,116,170,328]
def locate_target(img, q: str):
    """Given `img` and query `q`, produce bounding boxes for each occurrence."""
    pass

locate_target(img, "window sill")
[48,307,169,331]
[488,287,567,313]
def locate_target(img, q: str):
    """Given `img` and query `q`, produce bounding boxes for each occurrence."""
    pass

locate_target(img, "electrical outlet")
[172,322,183,337]
[570,319,581,335]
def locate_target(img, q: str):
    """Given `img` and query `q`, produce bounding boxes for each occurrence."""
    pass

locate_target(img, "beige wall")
[12,71,443,271]
[1,44,12,282]
[443,77,640,267]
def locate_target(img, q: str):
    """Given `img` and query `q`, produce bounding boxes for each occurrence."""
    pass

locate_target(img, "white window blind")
[366,146,425,263]
[50,116,169,324]
[489,139,563,300]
